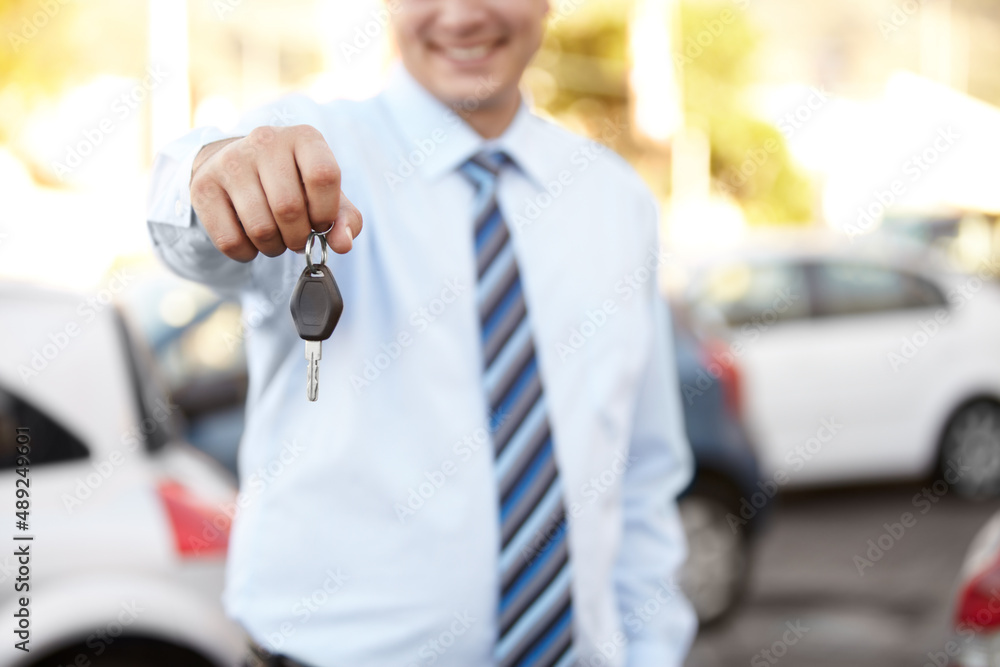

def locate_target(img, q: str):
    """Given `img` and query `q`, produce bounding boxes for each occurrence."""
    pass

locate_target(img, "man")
[146,0,696,665]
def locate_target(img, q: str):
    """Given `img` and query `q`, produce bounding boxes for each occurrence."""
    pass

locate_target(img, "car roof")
[0,280,140,458]
[0,279,84,313]
[684,228,952,276]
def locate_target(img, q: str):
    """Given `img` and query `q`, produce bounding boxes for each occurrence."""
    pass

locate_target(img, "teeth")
[445,44,490,61]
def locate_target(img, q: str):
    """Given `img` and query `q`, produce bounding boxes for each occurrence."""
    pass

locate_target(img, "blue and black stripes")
[460,151,576,667]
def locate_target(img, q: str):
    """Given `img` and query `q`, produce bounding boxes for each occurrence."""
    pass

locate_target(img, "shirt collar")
[379,63,551,188]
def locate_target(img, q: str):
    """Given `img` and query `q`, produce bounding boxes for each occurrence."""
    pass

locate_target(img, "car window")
[693,262,810,328]
[156,301,246,394]
[811,263,946,318]
[0,386,89,468]
[114,307,181,453]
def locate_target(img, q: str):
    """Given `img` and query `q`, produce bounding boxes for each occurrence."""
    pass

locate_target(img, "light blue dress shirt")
[146,64,696,667]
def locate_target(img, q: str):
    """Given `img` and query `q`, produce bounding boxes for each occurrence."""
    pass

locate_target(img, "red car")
[949,511,1000,665]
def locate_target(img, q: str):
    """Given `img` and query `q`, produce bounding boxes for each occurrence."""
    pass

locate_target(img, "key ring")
[304,231,328,269]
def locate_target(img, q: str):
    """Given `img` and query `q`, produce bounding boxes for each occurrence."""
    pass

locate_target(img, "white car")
[681,232,1000,496]
[0,281,245,666]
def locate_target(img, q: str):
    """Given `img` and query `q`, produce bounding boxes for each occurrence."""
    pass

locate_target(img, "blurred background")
[2,0,1000,665]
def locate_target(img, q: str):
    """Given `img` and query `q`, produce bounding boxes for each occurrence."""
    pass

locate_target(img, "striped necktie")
[459,151,576,667]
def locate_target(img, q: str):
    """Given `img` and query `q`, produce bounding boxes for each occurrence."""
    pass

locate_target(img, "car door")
[793,260,952,483]
[692,257,951,486]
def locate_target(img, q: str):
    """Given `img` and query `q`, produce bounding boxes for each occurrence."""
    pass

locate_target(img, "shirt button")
[174,199,185,217]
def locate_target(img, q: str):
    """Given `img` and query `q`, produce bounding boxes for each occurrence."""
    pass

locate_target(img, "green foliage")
[678,0,813,224]
[531,9,645,179]
[539,10,629,113]
[534,0,815,224]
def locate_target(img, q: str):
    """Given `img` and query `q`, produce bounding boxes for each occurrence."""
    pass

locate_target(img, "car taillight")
[955,561,1000,631]
[701,339,742,418]
[157,480,230,558]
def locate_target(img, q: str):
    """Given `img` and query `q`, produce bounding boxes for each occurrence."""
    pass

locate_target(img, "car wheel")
[940,400,1000,498]
[28,638,219,667]
[678,481,751,626]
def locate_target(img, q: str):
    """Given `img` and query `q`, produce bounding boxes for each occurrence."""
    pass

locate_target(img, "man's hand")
[190,125,363,262]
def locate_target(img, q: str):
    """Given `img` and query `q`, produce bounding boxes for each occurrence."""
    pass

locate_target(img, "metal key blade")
[291,233,343,402]
[305,340,322,401]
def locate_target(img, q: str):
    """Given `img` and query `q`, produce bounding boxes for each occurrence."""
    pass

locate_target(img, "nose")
[434,0,491,37]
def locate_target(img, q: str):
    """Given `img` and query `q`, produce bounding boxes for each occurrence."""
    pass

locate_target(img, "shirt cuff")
[147,125,241,228]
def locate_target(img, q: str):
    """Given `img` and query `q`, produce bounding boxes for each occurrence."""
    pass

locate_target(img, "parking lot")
[688,484,1000,667]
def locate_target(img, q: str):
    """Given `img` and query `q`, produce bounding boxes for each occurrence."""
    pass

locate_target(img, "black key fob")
[290,263,344,341]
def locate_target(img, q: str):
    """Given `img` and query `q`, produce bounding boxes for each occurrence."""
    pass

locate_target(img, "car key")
[290,232,344,401]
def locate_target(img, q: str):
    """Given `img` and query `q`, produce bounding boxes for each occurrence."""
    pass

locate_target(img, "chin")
[436,79,495,102]
[421,64,519,109]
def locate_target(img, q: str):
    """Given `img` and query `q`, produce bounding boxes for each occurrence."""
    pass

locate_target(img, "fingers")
[293,128,341,234]
[219,156,284,258]
[327,193,363,255]
[190,171,258,263]
[194,125,359,262]
[257,148,311,253]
